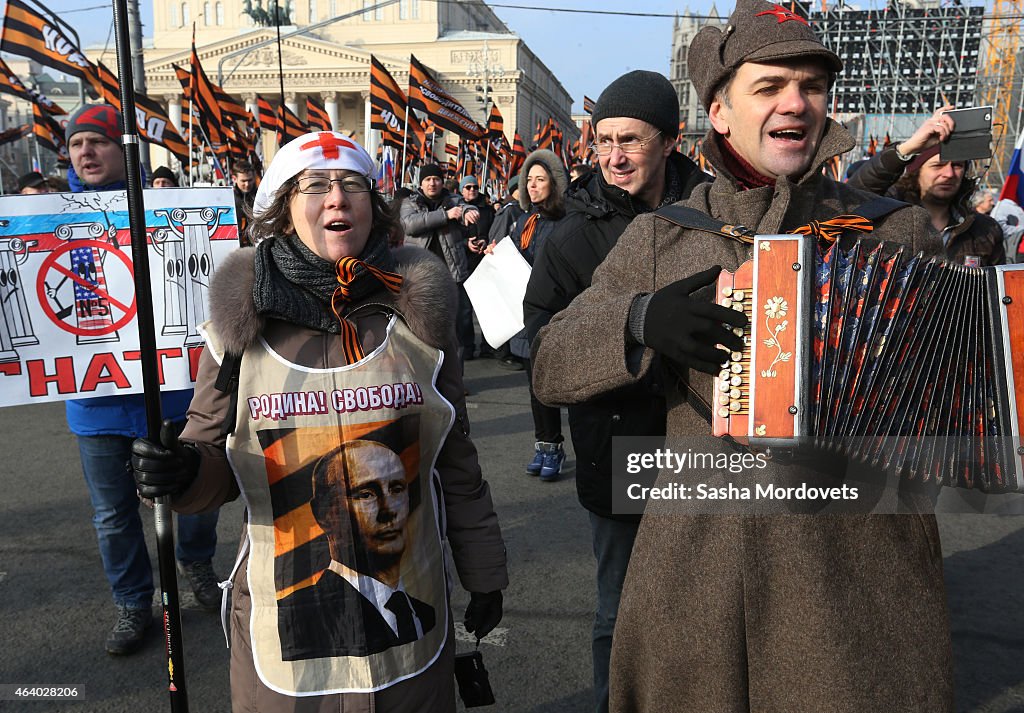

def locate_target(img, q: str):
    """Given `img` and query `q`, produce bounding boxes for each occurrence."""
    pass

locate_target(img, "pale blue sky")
[54,0,716,113]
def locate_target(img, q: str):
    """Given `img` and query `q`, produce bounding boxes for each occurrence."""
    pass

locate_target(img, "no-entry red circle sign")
[36,239,138,337]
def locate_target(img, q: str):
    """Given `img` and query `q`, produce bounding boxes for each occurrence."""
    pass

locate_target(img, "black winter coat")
[524,151,710,520]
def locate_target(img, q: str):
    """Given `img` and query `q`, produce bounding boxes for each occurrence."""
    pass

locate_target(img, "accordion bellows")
[713,234,1024,493]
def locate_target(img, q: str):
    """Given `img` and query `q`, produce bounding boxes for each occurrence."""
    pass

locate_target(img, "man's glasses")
[464,185,479,191]
[296,175,374,194]
[590,132,662,156]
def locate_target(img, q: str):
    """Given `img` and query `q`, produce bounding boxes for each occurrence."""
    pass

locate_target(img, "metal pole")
[126,0,151,170]
[111,0,190,710]
[399,102,409,189]
[274,0,285,106]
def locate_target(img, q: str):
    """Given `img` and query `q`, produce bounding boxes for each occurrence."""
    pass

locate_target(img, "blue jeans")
[589,512,639,713]
[77,434,219,609]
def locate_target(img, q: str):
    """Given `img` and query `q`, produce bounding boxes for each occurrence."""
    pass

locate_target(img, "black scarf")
[253,232,397,333]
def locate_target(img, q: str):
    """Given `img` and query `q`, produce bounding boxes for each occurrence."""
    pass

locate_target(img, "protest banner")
[0,187,237,407]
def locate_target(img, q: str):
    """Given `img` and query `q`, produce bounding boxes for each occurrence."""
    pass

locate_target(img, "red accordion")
[713,234,1024,492]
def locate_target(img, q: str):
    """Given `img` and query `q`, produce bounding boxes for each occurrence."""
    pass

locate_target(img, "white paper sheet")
[463,237,532,349]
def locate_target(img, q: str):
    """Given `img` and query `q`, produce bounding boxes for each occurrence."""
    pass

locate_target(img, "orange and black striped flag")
[0,0,188,163]
[0,0,96,84]
[408,54,483,139]
[577,120,592,161]
[487,104,504,141]
[583,95,595,115]
[534,119,555,152]
[90,61,189,162]
[216,87,248,124]
[188,34,226,148]
[306,96,332,132]
[0,57,63,115]
[277,102,306,146]
[369,57,425,158]
[257,95,279,131]
[0,123,30,147]
[510,131,526,178]
[32,104,67,160]
[370,56,408,133]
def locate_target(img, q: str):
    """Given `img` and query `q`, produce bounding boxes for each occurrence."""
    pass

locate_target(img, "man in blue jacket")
[65,104,221,655]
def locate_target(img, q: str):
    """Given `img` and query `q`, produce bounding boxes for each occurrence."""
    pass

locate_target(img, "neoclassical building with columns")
[87,0,574,168]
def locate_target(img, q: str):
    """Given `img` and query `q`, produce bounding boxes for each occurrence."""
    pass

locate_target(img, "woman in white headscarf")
[131,133,507,712]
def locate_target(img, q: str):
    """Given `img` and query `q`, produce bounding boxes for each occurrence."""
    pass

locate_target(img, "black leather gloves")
[642,265,748,375]
[131,420,201,499]
[464,590,503,640]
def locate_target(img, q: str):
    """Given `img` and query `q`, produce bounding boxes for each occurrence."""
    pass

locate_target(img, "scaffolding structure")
[978,0,1024,177]
[812,0,1024,179]
[814,3,984,121]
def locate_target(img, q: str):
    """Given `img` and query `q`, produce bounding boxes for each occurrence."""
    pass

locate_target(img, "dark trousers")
[456,283,475,357]
[525,358,562,443]
[589,512,639,713]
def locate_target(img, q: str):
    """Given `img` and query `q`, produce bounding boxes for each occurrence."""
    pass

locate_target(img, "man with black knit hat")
[524,69,708,713]
[65,103,223,655]
[400,164,479,360]
[532,2,953,711]
[150,165,178,188]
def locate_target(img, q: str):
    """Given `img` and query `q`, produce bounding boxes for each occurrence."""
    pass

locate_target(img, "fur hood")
[207,243,457,355]
[519,149,568,211]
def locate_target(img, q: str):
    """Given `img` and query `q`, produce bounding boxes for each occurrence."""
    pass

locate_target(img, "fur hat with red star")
[253,131,376,216]
[688,0,842,110]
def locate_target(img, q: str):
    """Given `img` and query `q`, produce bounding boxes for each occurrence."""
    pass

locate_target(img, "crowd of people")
[22,0,1020,709]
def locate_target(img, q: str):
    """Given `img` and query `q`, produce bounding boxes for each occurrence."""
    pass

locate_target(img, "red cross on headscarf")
[755,4,809,25]
[300,132,357,160]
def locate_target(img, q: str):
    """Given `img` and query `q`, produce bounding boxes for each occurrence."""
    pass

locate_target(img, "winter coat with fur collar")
[174,243,507,713]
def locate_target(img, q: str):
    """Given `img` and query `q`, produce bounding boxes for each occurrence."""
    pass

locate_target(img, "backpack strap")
[654,204,757,244]
[214,351,243,437]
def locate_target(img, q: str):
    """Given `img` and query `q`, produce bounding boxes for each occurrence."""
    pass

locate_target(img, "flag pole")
[111,0,190,710]
[399,100,409,190]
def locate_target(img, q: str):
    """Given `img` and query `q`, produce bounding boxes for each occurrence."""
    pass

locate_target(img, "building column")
[285,91,298,116]
[362,90,377,161]
[243,93,258,117]
[167,97,182,134]
[323,92,338,131]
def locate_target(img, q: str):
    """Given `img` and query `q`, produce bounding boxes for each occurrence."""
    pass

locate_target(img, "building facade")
[103,0,573,170]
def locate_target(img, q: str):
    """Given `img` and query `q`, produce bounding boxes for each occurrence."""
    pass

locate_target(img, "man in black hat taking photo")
[531,2,952,711]
[524,69,708,713]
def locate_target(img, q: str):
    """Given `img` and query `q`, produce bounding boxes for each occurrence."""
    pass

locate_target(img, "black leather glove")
[131,419,200,499]
[464,590,503,640]
[642,265,748,375]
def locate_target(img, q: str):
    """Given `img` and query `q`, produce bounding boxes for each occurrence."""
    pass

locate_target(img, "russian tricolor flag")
[998,130,1024,205]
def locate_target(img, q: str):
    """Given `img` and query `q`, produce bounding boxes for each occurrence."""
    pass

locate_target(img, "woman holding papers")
[130,132,507,712]
[509,150,568,481]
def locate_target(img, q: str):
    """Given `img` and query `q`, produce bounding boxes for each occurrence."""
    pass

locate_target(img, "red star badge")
[755,4,809,25]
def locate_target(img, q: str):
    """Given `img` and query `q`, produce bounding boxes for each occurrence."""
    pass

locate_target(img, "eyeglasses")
[464,185,479,191]
[590,132,662,156]
[296,175,374,194]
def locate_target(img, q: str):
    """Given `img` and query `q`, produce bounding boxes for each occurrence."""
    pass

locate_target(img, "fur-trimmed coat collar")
[208,243,457,355]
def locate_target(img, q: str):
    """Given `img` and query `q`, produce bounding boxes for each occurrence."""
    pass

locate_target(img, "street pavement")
[1,356,1022,712]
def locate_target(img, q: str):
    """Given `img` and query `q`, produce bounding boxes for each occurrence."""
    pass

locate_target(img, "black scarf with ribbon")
[253,233,403,361]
